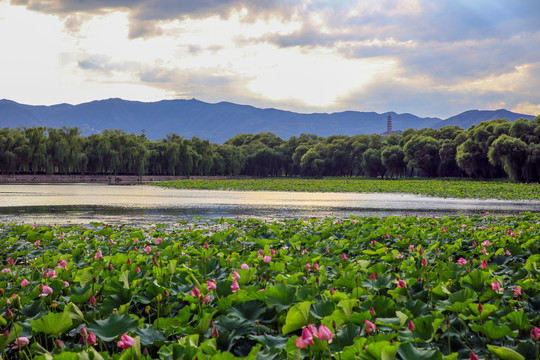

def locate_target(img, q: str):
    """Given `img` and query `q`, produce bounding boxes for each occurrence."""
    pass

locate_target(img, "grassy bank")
[153,178,540,200]
[0,214,538,359]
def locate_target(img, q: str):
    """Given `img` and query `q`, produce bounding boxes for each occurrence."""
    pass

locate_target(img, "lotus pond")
[1,213,539,359]
[153,178,540,201]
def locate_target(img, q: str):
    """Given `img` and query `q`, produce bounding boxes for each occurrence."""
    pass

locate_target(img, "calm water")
[0,183,539,225]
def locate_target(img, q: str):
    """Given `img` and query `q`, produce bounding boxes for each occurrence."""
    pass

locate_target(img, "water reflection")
[0,184,538,225]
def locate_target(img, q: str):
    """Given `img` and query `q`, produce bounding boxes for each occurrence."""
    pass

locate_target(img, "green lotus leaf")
[361,340,400,360]
[88,313,139,342]
[265,283,296,312]
[397,342,443,360]
[30,312,73,336]
[135,326,167,346]
[486,345,525,360]
[282,301,311,335]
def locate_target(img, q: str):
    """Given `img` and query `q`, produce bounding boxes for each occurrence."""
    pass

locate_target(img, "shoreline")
[0,174,235,184]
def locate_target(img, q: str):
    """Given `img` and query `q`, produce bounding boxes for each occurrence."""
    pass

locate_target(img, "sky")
[1,0,539,119]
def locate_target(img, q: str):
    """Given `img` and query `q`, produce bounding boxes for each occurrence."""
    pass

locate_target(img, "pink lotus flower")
[136,266,141,273]
[207,280,217,291]
[397,280,407,288]
[491,281,501,292]
[204,243,209,249]
[442,228,446,233]
[470,352,479,360]
[81,327,88,338]
[258,249,264,258]
[408,320,415,331]
[117,334,136,349]
[385,233,390,238]
[191,286,201,297]
[63,281,70,288]
[240,263,249,270]
[313,325,333,343]
[313,263,320,271]
[295,327,315,349]
[87,332,97,346]
[457,258,467,266]
[481,240,491,246]
[398,234,402,239]
[370,306,376,316]
[35,240,41,246]
[89,295,96,306]
[341,253,348,261]
[270,249,276,256]
[409,245,414,251]
[365,320,376,334]
[472,241,477,246]
[305,263,311,272]
[127,258,132,265]
[212,327,219,338]
[513,286,522,296]
[39,285,53,297]
[143,246,151,254]
[478,303,483,313]
[94,250,103,259]
[531,327,540,341]
[155,237,162,245]
[57,259,68,268]
[201,295,210,303]
[231,271,240,280]
[1,268,11,274]
[12,337,29,349]
[263,256,272,263]
[421,258,428,267]
[370,272,377,281]
[505,250,511,255]
[480,259,488,269]
[396,253,404,259]
[134,238,140,243]
[21,279,29,287]
[231,280,240,293]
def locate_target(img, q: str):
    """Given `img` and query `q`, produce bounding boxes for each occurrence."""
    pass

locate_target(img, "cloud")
[10,0,303,38]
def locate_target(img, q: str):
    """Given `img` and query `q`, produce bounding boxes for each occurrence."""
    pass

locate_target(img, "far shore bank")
[0,174,235,185]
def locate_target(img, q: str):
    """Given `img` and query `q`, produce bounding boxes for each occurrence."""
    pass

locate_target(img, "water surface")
[0,183,538,225]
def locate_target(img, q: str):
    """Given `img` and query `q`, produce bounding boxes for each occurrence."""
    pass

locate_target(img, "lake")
[1,183,539,225]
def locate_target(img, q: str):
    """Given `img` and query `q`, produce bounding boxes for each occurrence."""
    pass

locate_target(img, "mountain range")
[0,98,535,143]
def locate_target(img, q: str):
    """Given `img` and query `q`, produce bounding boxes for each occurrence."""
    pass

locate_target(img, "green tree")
[403,135,440,177]
[381,145,405,178]
[362,148,385,177]
[488,134,528,182]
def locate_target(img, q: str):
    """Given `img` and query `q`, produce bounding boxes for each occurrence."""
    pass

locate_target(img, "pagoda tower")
[387,114,392,133]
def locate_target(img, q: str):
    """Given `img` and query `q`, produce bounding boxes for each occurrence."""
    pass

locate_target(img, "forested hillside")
[0,117,539,182]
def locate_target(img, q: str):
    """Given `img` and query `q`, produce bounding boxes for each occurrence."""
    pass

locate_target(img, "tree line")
[0,116,539,182]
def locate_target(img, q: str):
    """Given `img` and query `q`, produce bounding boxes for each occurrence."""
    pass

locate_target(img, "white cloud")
[1,0,539,118]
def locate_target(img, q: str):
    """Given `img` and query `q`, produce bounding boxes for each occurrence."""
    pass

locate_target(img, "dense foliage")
[0,214,539,359]
[155,178,540,200]
[0,117,539,182]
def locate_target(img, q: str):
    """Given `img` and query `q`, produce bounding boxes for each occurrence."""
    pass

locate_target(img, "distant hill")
[0,98,534,143]
[434,109,534,129]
